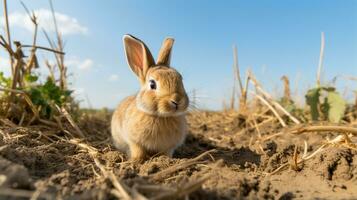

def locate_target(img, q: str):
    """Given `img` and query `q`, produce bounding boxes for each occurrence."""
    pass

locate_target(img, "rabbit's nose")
[170,100,178,110]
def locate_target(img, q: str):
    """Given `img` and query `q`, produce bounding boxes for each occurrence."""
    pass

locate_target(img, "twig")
[0,87,25,94]
[290,125,357,136]
[56,105,85,138]
[149,149,216,181]
[20,45,65,55]
[18,112,25,126]
[262,125,357,142]
[19,3,39,75]
[93,158,132,200]
[250,92,286,127]
[242,70,250,107]
[290,145,299,171]
[10,54,23,89]
[249,71,301,124]
[302,140,308,159]
[0,36,15,58]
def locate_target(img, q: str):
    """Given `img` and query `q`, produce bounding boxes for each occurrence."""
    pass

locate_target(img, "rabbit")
[111,34,189,161]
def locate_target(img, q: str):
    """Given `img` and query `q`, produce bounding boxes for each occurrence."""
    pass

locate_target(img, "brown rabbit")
[111,35,189,161]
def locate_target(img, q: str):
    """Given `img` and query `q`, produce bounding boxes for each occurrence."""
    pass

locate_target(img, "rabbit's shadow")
[174,133,261,167]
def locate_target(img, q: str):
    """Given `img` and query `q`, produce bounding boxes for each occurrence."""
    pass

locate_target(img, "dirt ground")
[0,110,357,200]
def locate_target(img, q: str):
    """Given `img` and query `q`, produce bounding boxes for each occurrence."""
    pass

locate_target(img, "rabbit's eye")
[149,80,157,90]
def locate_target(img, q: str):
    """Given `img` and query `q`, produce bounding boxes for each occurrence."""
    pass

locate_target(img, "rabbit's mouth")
[136,98,188,117]
[157,98,189,116]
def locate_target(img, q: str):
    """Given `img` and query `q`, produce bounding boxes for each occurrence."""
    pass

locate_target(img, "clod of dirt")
[311,148,353,181]
[1,144,67,178]
[220,146,261,168]
[278,192,295,200]
[264,145,295,172]
[262,141,277,156]
[0,156,32,189]
[139,156,174,176]
[202,166,276,199]
[256,180,275,200]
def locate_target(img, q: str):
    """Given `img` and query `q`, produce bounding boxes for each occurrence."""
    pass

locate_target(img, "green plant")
[26,77,73,118]
[305,86,346,122]
[279,97,307,123]
[0,71,74,119]
[0,0,75,123]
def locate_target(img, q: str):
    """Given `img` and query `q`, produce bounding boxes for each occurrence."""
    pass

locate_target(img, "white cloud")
[0,56,12,76]
[0,9,87,35]
[78,59,94,70]
[109,74,119,82]
[65,57,94,71]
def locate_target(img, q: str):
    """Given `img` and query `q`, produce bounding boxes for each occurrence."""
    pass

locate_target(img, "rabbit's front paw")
[129,143,147,163]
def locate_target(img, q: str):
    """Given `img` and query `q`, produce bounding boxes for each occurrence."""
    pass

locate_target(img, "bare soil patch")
[0,111,357,199]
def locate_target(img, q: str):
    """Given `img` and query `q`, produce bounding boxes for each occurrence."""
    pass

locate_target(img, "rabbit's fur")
[111,35,189,161]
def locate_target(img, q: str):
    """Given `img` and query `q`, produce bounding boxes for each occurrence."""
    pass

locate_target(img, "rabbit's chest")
[126,116,186,151]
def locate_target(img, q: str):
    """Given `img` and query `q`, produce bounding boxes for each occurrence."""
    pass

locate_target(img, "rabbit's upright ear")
[123,35,155,81]
[157,38,174,66]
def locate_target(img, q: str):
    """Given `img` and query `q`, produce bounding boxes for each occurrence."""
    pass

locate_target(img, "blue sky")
[0,0,356,109]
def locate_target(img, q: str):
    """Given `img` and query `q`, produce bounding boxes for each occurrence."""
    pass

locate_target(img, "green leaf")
[64,90,73,97]
[326,91,346,123]
[24,74,38,83]
[0,72,12,87]
[321,97,329,120]
[305,87,320,121]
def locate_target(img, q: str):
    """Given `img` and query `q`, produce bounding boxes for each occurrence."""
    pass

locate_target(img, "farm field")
[1,107,357,199]
[0,0,357,199]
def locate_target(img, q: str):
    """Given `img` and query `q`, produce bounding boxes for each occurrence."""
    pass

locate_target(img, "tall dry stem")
[3,0,13,74]
[281,75,291,102]
[21,2,39,74]
[232,45,248,112]
[316,32,325,87]
[230,73,236,110]
[233,45,243,95]
[48,0,67,90]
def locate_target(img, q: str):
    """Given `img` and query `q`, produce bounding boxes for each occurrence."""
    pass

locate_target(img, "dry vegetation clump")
[1,1,357,199]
